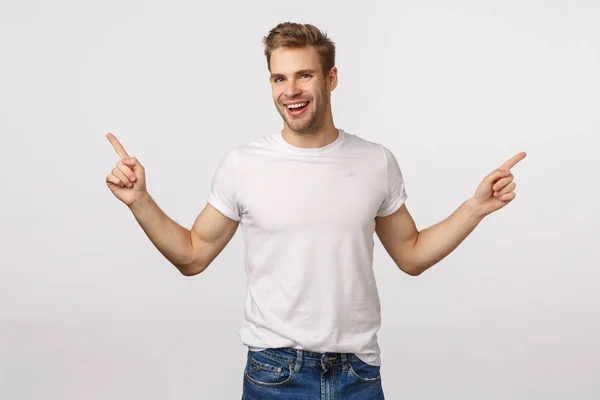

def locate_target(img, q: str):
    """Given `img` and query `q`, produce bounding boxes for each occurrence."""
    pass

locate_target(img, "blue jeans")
[242,347,385,399]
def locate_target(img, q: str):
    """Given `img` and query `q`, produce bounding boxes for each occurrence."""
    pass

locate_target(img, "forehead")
[270,46,321,75]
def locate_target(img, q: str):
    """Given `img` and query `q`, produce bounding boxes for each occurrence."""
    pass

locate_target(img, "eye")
[272,77,284,83]
[300,74,312,79]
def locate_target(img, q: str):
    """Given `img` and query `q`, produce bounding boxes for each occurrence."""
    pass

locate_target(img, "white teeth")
[287,102,307,109]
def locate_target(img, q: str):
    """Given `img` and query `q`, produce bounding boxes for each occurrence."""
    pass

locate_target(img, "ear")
[327,66,338,91]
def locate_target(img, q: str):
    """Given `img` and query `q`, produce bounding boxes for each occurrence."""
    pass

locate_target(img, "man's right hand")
[105,132,148,207]
[104,131,239,275]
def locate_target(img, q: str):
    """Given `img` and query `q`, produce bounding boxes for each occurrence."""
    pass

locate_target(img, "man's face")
[269,46,336,134]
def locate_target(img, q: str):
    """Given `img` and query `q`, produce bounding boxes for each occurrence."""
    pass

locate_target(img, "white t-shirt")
[207,128,407,366]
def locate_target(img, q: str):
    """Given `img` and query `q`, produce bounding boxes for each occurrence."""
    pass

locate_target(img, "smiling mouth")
[285,101,310,115]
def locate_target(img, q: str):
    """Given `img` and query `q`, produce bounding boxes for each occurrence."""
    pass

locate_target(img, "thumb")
[121,157,138,167]
[485,169,511,185]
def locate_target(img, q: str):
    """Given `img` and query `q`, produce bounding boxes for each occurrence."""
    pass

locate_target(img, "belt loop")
[293,349,303,373]
[341,353,348,373]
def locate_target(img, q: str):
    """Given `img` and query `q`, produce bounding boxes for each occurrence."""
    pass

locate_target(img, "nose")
[284,80,302,98]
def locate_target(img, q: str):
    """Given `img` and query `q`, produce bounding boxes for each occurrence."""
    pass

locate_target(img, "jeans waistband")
[251,347,356,371]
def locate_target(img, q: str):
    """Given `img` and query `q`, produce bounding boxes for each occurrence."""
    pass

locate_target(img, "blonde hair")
[263,22,336,76]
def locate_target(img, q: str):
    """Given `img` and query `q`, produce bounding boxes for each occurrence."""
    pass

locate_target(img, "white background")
[1,0,599,398]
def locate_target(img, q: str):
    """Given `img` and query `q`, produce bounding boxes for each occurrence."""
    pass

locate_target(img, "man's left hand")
[469,151,527,218]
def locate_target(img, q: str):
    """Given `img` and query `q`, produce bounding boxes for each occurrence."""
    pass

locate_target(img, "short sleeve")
[376,146,408,217]
[207,149,242,221]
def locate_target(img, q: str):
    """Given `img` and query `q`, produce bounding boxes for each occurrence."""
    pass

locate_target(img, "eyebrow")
[270,69,317,79]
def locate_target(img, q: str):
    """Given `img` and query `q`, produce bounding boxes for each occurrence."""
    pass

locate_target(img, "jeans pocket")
[244,350,294,387]
[348,355,381,383]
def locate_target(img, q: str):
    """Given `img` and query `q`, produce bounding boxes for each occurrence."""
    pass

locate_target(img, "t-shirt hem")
[376,191,408,217]
[208,196,241,221]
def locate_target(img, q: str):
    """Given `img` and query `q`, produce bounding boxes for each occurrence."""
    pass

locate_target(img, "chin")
[286,119,313,133]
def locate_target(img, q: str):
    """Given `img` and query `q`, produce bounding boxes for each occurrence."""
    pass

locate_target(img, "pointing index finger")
[106,132,130,159]
[498,151,527,171]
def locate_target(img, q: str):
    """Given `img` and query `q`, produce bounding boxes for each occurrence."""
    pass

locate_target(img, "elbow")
[176,260,208,277]
[403,267,423,277]
[397,262,425,277]
[177,241,209,276]
[179,268,201,277]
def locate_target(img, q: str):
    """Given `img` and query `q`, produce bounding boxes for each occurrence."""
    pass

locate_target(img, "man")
[105,22,525,399]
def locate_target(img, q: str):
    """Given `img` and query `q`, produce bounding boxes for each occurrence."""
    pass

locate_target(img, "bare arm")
[375,202,481,276]
[130,195,239,276]
[105,132,238,276]
[375,152,526,276]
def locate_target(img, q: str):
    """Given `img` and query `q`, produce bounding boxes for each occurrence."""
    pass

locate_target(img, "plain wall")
[1,0,599,398]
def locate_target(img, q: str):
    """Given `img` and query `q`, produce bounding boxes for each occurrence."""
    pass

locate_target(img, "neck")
[281,109,338,149]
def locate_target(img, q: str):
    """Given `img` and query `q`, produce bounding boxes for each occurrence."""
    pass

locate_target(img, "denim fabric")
[242,347,385,400]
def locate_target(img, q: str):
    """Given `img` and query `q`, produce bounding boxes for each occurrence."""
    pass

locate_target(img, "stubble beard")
[278,90,328,135]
